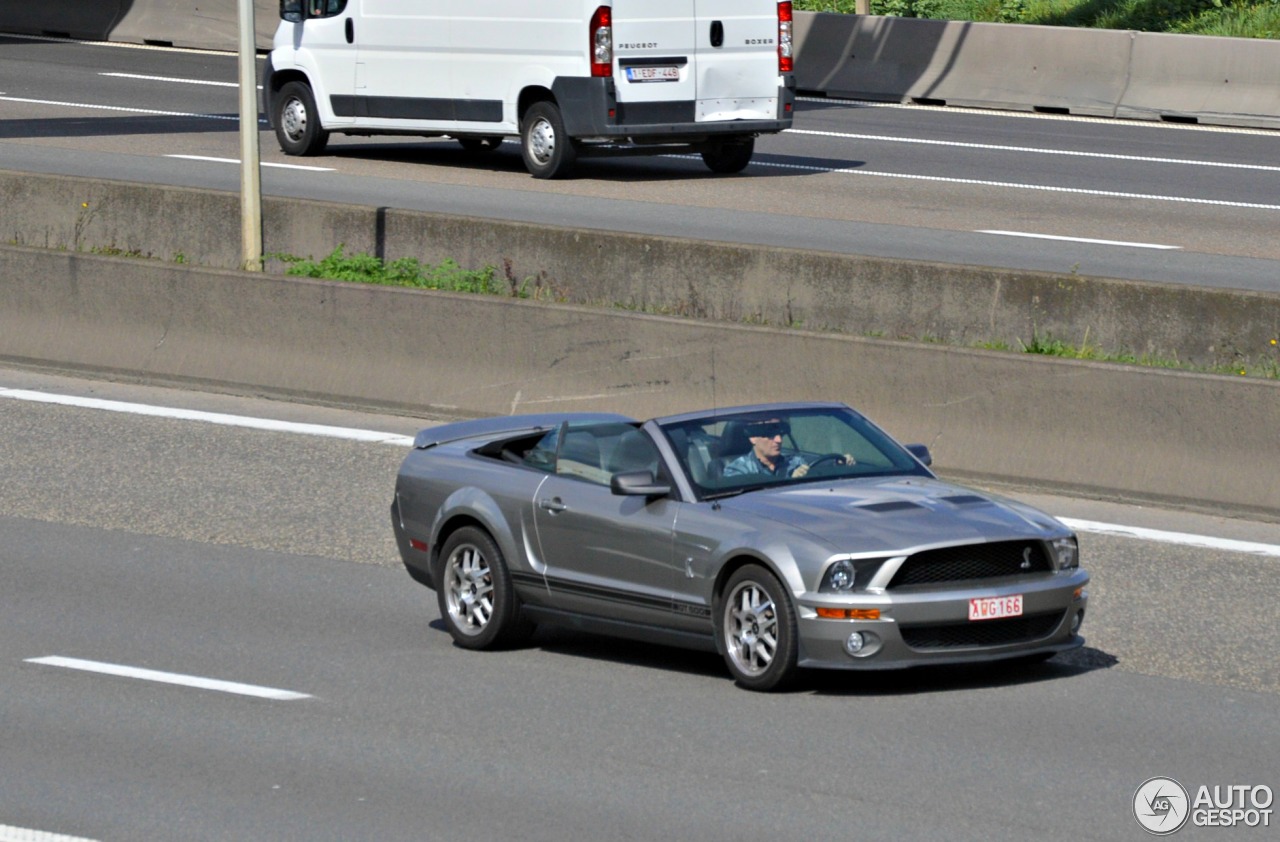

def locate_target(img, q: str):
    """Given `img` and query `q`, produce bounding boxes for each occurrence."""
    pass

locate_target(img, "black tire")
[520,101,576,179]
[718,564,799,691]
[457,136,504,153]
[274,80,329,156]
[435,527,532,650]
[701,136,755,174]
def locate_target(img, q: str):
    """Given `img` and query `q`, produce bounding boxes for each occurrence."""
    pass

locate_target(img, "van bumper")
[552,77,795,141]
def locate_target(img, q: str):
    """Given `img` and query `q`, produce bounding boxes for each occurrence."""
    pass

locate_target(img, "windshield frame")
[655,403,933,502]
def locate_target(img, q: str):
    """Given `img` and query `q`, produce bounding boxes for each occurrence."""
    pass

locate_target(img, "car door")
[290,0,356,127]
[532,422,691,628]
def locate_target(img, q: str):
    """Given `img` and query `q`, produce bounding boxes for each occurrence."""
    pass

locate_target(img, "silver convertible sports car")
[391,402,1089,690]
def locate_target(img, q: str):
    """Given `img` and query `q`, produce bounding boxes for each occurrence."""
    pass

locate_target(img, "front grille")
[888,540,1051,588]
[901,611,1065,650]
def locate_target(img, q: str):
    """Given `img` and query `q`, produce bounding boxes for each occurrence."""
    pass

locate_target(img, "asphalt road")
[2,34,1280,292]
[2,368,1277,841]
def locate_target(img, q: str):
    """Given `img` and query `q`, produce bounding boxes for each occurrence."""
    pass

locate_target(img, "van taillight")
[590,6,613,78]
[778,2,793,73]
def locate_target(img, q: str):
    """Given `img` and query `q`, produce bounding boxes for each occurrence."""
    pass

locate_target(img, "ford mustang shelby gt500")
[391,402,1088,690]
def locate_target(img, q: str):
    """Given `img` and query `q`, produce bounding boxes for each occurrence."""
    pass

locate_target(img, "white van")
[263,0,795,178]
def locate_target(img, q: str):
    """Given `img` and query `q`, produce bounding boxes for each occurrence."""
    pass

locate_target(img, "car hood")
[716,476,1067,552]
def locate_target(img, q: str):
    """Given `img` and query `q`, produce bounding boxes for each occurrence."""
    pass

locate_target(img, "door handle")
[710,21,724,48]
[345,17,354,44]
[539,498,568,514]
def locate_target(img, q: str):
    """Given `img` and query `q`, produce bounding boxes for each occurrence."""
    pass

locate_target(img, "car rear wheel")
[701,136,754,174]
[274,80,329,156]
[520,101,576,179]
[436,526,532,650]
[719,564,799,691]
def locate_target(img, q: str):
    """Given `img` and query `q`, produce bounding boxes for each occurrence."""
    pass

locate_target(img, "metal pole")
[238,0,263,272]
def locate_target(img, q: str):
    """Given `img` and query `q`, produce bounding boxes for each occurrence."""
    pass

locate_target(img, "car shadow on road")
[802,646,1120,697]
[0,114,241,139]
[457,620,1120,693]
[322,141,861,183]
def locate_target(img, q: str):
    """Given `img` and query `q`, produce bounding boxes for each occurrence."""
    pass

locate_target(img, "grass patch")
[275,246,562,300]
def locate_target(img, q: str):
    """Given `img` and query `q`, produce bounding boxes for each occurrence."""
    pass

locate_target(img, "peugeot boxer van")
[263,1,796,178]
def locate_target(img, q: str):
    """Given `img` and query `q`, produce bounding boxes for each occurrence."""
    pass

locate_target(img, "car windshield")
[657,406,930,500]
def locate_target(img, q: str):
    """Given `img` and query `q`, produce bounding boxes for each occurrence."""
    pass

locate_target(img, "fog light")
[1071,610,1085,633]
[844,632,866,655]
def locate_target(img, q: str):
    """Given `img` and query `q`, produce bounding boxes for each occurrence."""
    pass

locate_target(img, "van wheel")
[274,81,329,156]
[701,136,755,174]
[521,102,576,179]
[457,136,504,153]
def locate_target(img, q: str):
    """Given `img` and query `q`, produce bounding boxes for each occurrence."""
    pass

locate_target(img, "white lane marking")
[4,387,1277,558]
[0,824,100,842]
[25,656,311,701]
[795,95,1280,137]
[1059,518,1280,558]
[0,389,414,447]
[740,158,1280,212]
[167,154,334,172]
[786,127,1280,173]
[0,95,240,122]
[977,230,1181,250]
[99,72,244,89]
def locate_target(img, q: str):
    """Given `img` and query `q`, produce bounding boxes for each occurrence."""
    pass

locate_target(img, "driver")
[723,419,811,479]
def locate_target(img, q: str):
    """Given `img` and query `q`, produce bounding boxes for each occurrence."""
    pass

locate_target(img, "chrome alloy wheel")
[443,542,495,636]
[724,579,779,677]
[526,116,557,167]
[281,96,309,145]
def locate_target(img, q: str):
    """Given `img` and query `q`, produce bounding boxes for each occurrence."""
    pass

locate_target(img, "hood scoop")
[939,494,991,507]
[856,500,926,514]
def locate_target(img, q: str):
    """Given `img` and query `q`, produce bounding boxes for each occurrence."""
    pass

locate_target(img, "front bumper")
[795,570,1090,670]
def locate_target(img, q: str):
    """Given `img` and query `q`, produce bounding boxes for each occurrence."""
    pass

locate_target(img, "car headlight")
[1050,536,1079,570]
[820,558,883,592]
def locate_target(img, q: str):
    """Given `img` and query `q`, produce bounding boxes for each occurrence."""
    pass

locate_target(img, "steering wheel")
[806,453,848,471]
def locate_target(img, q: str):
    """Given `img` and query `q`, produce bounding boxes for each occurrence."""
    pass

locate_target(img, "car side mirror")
[281,0,304,23]
[905,444,933,467]
[610,470,671,498]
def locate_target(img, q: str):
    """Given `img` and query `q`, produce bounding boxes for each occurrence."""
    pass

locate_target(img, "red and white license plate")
[625,65,680,83]
[969,594,1023,621]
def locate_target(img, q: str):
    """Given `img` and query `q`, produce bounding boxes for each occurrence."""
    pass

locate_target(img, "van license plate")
[626,66,680,83]
[968,595,1023,621]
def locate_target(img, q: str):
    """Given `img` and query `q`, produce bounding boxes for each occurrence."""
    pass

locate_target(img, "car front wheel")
[274,80,329,156]
[436,526,532,650]
[719,564,799,691]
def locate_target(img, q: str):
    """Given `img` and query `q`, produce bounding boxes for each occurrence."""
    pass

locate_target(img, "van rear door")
[691,0,783,122]
[610,1,781,123]
[610,1,698,115]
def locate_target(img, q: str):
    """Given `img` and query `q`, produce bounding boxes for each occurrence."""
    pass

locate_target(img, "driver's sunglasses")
[747,422,789,438]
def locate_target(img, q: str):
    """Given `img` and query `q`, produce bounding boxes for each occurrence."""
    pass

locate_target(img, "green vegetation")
[275,246,559,299]
[282,247,1280,380]
[794,0,1280,38]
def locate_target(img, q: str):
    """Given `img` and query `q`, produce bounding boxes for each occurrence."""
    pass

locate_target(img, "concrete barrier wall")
[5,170,1278,373]
[794,13,1280,129]
[0,0,278,50]
[2,244,1277,518]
